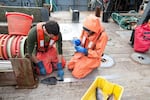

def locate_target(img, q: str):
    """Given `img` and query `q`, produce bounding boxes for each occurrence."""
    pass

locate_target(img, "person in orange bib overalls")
[67,15,108,79]
[27,20,65,80]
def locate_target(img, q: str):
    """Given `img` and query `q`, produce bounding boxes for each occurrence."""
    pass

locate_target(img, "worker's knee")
[72,66,92,79]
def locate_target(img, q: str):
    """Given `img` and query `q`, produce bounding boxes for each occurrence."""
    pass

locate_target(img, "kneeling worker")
[68,15,108,79]
[27,20,65,80]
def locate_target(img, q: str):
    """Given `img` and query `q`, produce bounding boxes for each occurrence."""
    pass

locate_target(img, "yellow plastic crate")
[81,76,124,100]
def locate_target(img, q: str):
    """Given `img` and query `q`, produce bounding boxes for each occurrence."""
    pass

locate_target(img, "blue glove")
[75,46,88,55]
[72,39,81,46]
[36,61,46,75]
[57,63,64,81]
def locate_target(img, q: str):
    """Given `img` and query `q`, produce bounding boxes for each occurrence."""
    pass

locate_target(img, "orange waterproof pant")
[68,53,101,79]
[36,47,66,74]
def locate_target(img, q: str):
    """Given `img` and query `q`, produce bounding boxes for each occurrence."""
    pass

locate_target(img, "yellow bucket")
[81,76,124,100]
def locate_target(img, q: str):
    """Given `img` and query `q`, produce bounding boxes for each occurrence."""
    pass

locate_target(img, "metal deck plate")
[131,52,150,64]
[100,54,115,68]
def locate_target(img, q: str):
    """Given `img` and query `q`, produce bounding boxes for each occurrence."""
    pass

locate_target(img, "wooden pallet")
[10,58,38,89]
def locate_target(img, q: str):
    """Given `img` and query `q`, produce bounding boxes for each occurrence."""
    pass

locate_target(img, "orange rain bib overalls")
[36,23,65,74]
[68,15,108,79]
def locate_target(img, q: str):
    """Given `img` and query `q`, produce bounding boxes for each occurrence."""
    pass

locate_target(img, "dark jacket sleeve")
[56,32,63,54]
[27,26,37,55]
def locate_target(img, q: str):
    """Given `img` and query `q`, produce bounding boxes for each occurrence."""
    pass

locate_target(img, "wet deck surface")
[0,11,150,100]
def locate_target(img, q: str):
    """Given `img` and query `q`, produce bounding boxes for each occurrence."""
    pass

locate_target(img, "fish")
[96,87,104,100]
[40,76,57,85]
[107,94,114,100]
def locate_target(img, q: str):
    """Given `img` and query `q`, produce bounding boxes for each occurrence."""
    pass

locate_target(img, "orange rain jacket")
[67,15,108,79]
[36,23,65,74]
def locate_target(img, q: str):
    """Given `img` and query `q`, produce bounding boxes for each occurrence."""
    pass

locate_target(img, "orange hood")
[83,15,103,33]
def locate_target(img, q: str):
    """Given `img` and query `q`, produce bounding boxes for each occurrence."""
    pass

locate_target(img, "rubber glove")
[75,46,88,55]
[72,39,81,46]
[57,63,64,81]
[36,61,46,75]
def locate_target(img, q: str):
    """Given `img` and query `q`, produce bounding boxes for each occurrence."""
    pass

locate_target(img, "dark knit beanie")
[44,20,60,36]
